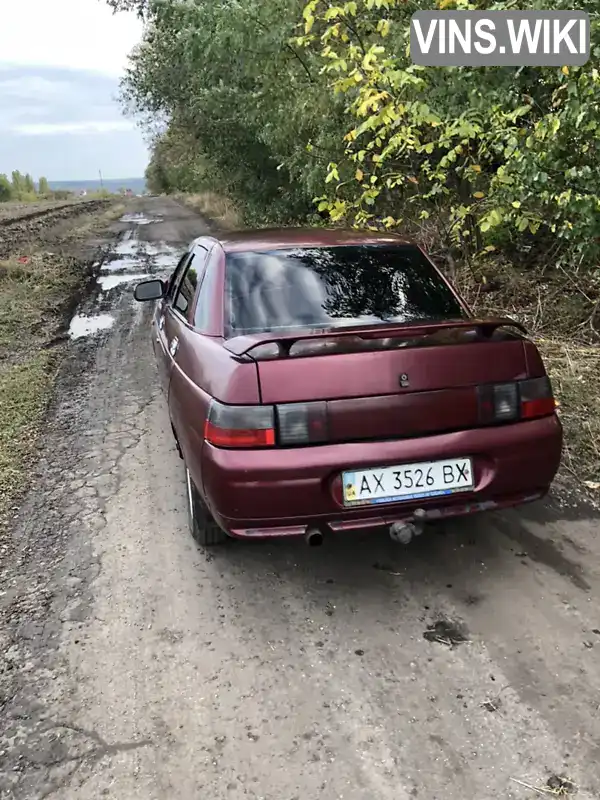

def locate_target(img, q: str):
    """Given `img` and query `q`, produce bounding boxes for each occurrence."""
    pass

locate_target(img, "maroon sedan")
[134,229,562,547]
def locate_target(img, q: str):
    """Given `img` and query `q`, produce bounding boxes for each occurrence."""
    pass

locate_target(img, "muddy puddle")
[102,229,180,272]
[119,212,163,225]
[112,234,140,259]
[69,313,115,340]
[67,223,182,342]
[100,256,143,273]
[98,273,151,291]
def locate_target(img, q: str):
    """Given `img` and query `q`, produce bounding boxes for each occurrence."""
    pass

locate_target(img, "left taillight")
[204,400,275,448]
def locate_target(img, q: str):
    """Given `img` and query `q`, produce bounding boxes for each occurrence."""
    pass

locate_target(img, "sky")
[0,0,149,181]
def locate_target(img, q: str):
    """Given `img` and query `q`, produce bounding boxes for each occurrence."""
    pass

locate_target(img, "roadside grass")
[176,192,243,230]
[0,253,80,360]
[539,339,600,487]
[0,201,126,528]
[0,353,57,518]
[457,260,600,491]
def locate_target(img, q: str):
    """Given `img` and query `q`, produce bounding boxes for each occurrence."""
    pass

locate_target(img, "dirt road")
[2,197,600,800]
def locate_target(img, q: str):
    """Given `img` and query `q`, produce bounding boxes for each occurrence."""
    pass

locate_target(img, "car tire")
[185,466,227,547]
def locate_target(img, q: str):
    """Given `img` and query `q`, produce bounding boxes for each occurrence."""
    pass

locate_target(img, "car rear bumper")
[200,414,563,538]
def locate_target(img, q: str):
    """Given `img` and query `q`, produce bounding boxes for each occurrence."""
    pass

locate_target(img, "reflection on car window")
[173,255,197,316]
[194,255,216,330]
[224,245,465,337]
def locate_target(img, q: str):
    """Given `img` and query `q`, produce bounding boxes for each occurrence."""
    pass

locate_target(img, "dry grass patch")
[177,192,243,230]
[538,338,600,486]
[0,353,57,521]
[455,259,600,489]
[0,253,80,361]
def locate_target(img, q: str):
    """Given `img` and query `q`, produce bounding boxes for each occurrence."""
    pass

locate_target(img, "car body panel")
[254,338,530,403]
[201,413,562,536]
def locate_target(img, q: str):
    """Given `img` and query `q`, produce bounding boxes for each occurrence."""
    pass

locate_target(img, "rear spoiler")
[224,317,528,358]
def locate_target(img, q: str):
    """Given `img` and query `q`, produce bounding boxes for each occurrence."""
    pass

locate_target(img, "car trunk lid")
[224,319,532,441]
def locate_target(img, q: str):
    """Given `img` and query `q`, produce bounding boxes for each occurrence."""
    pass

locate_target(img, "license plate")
[342,457,474,507]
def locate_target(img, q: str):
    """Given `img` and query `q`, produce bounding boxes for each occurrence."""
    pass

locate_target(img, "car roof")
[192,227,415,254]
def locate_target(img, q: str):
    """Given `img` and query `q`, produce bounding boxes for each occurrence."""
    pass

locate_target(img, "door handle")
[169,337,179,357]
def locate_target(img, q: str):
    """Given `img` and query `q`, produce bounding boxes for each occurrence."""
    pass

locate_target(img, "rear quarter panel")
[169,330,260,495]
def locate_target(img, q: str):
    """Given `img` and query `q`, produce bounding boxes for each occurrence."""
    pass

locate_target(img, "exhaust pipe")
[305,527,324,547]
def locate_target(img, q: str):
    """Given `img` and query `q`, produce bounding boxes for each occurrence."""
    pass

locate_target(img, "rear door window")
[167,251,192,300]
[224,244,466,337]
[172,245,210,320]
[172,255,197,318]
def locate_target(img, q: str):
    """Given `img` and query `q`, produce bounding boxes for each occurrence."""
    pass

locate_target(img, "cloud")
[0,65,127,130]
[0,65,148,179]
[15,120,135,136]
[2,0,142,77]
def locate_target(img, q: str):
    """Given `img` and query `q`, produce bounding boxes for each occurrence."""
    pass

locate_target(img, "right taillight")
[478,376,556,424]
[519,376,556,419]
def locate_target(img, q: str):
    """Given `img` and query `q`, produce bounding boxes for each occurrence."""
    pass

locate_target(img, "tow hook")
[389,510,427,545]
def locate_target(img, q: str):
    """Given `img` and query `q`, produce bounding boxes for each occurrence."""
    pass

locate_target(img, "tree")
[11,171,25,194]
[0,174,12,202]
[24,174,35,194]
[299,0,600,267]
[110,0,600,270]
[38,176,49,195]
[117,0,342,222]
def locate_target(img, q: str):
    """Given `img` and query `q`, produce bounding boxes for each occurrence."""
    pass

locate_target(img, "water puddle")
[120,212,162,225]
[141,241,181,258]
[69,313,115,340]
[100,255,144,273]
[115,238,142,258]
[153,252,180,269]
[98,273,150,291]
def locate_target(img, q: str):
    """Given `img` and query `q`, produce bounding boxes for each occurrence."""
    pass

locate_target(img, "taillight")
[478,376,556,424]
[519,376,556,419]
[493,382,519,421]
[477,382,519,423]
[204,400,275,448]
[276,401,328,445]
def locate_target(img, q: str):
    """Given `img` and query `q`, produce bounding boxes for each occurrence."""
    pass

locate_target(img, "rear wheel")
[185,466,227,547]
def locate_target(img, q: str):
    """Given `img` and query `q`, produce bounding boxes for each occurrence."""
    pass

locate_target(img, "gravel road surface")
[2,197,600,800]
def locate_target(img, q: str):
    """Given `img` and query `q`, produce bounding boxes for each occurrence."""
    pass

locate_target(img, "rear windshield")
[224,244,465,337]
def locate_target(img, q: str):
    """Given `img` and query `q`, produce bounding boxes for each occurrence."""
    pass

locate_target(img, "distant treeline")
[0,171,50,202]
[0,171,145,203]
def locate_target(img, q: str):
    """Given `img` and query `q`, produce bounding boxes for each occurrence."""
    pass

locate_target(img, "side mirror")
[134,279,166,302]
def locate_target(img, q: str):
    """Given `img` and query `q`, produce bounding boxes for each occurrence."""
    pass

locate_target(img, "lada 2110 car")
[133,229,563,548]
